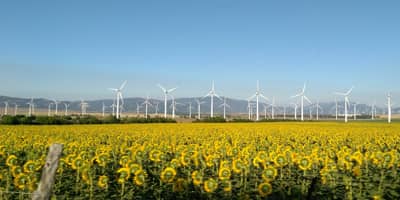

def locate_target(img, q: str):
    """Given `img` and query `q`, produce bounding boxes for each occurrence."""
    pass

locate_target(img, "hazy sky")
[0,1,399,105]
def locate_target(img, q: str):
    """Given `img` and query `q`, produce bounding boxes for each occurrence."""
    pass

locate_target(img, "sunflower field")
[0,122,399,199]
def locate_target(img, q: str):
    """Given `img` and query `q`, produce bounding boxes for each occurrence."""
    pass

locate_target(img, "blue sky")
[0,0,399,105]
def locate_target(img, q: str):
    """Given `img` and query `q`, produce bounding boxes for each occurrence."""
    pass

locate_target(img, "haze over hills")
[0,95,396,117]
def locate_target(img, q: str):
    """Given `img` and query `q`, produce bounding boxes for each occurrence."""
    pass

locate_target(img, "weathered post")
[32,143,63,200]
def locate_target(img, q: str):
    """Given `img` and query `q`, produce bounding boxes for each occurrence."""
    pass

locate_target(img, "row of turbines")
[1,81,394,123]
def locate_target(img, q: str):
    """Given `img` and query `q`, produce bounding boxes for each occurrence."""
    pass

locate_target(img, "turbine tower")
[195,99,205,119]
[334,87,354,123]
[13,103,18,116]
[291,83,312,121]
[203,81,221,117]
[315,101,322,121]
[335,97,338,120]
[110,99,116,116]
[269,97,277,120]
[387,93,392,123]
[53,99,59,115]
[80,99,88,115]
[155,102,159,115]
[353,102,357,120]
[187,102,192,118]
[248,81,268,121]
[142,96,153,117]
[169,95,182,119]
[102,102,106,117]
[27,98,34,117]
[219,97,230,119]
[109,81,127,119]
[3,102,8,115]
[64,103,69,116]
[48,103,53,116]
[136,103,141,115]
[158,84,177,118]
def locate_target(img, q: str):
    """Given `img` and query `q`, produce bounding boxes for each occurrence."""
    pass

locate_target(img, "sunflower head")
[218,167,231,180]
[97,175,109,189]
[258,182,273,197]
[262,166,278,181]
[117,167,131,181]
[191,170,203,186]
[204,178,218,193]
[161,167,176,183]
[6,155,18,167]
[23,160,36,173]
[134,170,147,186]
[14,173,30,190]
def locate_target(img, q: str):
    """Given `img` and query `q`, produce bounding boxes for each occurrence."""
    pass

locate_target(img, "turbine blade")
[157,84,166,92]
[214,93,222,100]
[345,86,354,95]
[304,96,312,104]
[260,94,269,101]
[168,87,177,93]
[119,80,127,90]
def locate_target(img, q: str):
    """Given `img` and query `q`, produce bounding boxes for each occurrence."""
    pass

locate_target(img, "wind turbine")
[53,99,59,115]
[353,102,358,120]
[48,103,53,116]
[291,83,312,121]
[268,97,277,120]
[110,99,116,116]
[187,102,192,118]
[334,87,354,123]
[203,81,222,118]
[387,93,392,123]
[283,106,286,120]
[263,104,268,119]
[136,103,141,115]
[64,103,69,116]
[219,97,230,119]
[13,103,18,116]
[290,103,298,120]
[158,84,177,118]
[371,101,376,120]
[3,102,8,115]
[335,97,338,120]
[80,99,88,115]
[248,81,269,121]
[315,101,322,121]
[27,98,34,117]
[155,102,160,115]
[142,96,153,117]
[109,81,127,119]
[195,99,205,119]
[169,95,183,119]
[247,100,252,120]
[102,102,106,117]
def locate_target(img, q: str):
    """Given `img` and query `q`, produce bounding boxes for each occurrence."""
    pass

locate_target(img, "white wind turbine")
[64,103,69,116]
[203,81,222,117]
[283,106,286,120]
[80,99,88,115]
[371,101,376,120]
[248,81,269,121]
[263,104,268,119]
[102,102,106,117]
[3,102,8,115]
[334,87,353,123]
[315,101,322,121]
[158,84,177,118]
[169,95,183,119]
[195,99,205,119]
[219,97,230,119]
[13,103,18,116]
[290,103,298,120]
[155,102,160,115]
[291,83,312,121]
[187,102,192,118]
[136,103,141,115]
[353,102,358,120]
[142,96,153,117]
[268,97,277,120]
[387,93,393,123]
[109,81,127,119]
[110,99,116,116]
[335,97,338,120]
[27,98,34,117]
[53,99,59,115]
[48,102,53,116]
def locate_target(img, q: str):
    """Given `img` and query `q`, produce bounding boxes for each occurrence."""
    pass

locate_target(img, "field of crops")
[0,122,399,199]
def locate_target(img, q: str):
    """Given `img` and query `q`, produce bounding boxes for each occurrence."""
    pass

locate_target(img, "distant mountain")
[0,95,395,116]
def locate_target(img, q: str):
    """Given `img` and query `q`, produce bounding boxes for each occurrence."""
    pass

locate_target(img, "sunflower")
[256,151,268,162]
[261,166,278,181]
[191,170,203,186]
[128,162,142,174]
[71,157,86,170]
[117,167,131,182]
[218,167,231,180]
[258,182,273,197]
[160,167,176,183]
[14,173,30,190]
[273,154,287,167]
[6,155,17,167]
[134,170,147,186]
[97,175,109,189]
[11,166,23,177]
[95,153,109,167]
[204,178,218,193]
[119,155,130,167]
[298,156,312,171]
[149,149,162,162]
[170,158,181,168]
[232,159,245,174]
[23,160,36,173]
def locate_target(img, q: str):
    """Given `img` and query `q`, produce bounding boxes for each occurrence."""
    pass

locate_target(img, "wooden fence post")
[32,143,63,200]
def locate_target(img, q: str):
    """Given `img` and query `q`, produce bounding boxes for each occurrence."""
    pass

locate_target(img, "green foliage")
[194,117,226,123]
